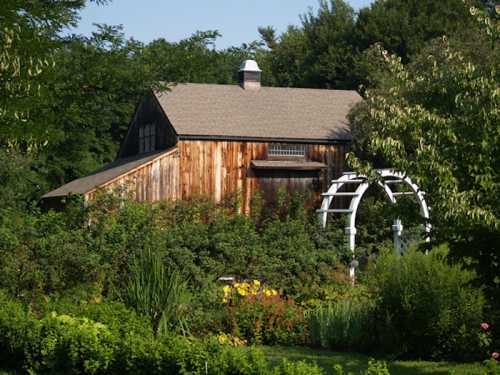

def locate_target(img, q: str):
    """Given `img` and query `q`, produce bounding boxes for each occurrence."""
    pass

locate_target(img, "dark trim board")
[178,134,351,145]
[251,160,327,171]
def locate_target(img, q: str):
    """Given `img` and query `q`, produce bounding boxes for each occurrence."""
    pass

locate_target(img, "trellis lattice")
[317,169,431,282]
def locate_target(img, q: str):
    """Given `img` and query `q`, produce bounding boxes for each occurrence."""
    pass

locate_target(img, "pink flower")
[492,352,499,360]
[481,322,490,331]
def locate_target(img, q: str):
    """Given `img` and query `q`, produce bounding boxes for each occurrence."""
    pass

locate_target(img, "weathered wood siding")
[178,140,346,211]
[85,149,180,202]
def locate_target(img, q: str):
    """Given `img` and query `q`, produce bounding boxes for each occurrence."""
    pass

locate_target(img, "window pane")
[150,124,156,150]
[268,143,306,157]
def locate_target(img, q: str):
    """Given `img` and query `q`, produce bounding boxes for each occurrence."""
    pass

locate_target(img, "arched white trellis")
[318,169,431,282]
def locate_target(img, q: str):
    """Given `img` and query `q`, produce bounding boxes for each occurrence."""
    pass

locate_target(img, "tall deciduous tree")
[0,0,107,147]
[349,5,500,298]
[36,25,162,188]
[355,0,476,63]
[259,0,357,89]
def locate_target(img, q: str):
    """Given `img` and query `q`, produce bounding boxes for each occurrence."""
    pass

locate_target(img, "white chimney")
[238,60,261,90]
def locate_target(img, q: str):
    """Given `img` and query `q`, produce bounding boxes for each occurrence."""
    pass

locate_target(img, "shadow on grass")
[258,346,483,375]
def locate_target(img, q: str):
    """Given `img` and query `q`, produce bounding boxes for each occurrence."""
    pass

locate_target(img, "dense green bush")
[157,197,343,298]
[0,194,349,302]
[367,245,485,361]
[0,289,332,375]
[0,207,102,298]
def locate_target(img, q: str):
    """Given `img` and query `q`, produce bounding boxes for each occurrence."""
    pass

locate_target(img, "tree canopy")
[348,4,500,299]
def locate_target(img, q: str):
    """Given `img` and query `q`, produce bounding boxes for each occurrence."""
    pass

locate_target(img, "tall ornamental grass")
[124,248,190,336]
[308,294,373,351]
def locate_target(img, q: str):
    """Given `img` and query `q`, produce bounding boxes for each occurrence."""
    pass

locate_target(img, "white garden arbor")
[317,169,431,281]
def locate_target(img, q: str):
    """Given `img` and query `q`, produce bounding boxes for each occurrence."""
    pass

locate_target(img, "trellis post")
[392,218,403,255]
[345,225,357,282]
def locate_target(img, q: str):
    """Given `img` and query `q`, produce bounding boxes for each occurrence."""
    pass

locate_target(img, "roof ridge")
[156,82,360,94]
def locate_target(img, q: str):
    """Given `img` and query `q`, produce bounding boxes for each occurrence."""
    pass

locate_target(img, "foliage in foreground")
[260,345,493,375]
[0,289,395,375]
[348,4,500,308]
[367,246,486,361]
[307,246,487,361]
[0,194,346,302]
[307,285,374,352]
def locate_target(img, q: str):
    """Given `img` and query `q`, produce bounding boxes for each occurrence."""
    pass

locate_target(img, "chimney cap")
[239,59,261,72]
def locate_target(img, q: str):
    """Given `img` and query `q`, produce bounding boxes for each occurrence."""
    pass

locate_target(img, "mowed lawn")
[259,346,484,375]
[0,347,484,375]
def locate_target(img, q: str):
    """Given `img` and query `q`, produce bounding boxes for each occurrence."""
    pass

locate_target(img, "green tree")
[141,30,260,85]
[354,0,477,63]
[0,0,107,147]
[259,0,357,89]
[349,5,500,300]
[36,25,162,188]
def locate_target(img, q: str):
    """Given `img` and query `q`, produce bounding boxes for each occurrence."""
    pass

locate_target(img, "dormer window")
[268,143,306,158]
[139,123,156,153]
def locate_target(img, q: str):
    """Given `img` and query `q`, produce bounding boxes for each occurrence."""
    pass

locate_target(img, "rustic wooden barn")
[42,60,361,211]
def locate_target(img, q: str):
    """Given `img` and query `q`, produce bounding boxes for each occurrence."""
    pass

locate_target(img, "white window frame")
[268,143,306,158]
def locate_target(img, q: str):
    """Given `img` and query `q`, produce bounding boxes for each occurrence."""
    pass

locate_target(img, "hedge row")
[0,290,330,375]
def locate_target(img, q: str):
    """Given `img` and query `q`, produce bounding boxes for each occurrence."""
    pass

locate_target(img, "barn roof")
[42,149,175,199]
[155,83,361,142]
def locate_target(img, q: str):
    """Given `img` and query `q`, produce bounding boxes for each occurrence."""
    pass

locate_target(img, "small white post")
[392,218,403,255]
[345,226,357,283]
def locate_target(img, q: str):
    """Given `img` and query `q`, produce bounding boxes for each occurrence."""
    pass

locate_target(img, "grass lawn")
[259,346,484,375]
[1,347,485,375]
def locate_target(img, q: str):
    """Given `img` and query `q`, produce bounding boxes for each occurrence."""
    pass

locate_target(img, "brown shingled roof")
[42,149,175,198]
[155,83,361,142]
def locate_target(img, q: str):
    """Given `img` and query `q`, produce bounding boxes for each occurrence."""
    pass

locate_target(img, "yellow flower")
[93,295,102,304]
[236,287,247,296]
[222,285,231,295]
[222,297,228,304]
[218,333,229,345]
[252,280,261,287]
[264,289,272,297]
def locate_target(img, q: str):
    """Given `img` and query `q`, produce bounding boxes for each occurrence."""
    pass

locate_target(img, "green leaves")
[348,6,500,308]
[349,11,500,235]
[0,0,105,147]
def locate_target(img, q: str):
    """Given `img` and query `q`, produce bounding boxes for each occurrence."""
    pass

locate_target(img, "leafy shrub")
[0,289,336,374]
[307,287,375,351]
[159,199,343,299]
[0,208,102,298]
[367,245,485,360]
[34,292,153,338]
[0,194,349,302]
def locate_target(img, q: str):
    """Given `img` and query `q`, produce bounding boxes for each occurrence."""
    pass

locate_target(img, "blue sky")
[71,0,373,48]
